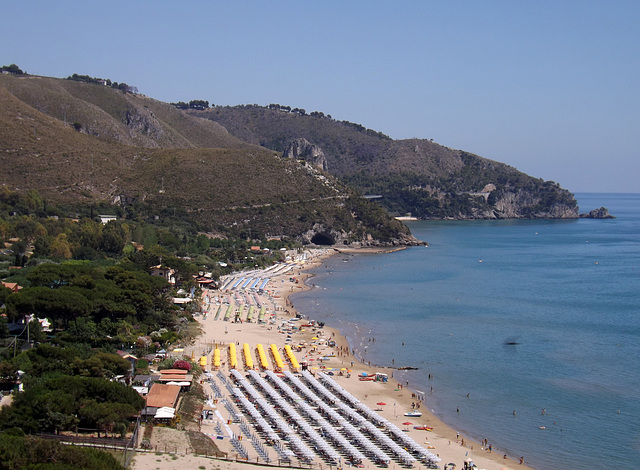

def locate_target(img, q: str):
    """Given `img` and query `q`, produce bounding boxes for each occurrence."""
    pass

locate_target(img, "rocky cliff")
[197,105,579,220]
[283,138,328,171]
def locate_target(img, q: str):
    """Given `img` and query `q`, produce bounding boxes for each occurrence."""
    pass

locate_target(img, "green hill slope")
[0,74,418,246]
[0,73,244,149]
[193,105,578,219]
[1,70,578,223]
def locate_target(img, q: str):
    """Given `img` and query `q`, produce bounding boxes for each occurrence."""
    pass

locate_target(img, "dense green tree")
[50,234,72,259]
[0,316,9,339]
[78,400,137,436]
[0,375,144,435]
[0,434,125,469]
[1,63,26,74]
[33,235,52,257]
[188,99,209,110]
[0,361,18,388]
[5,287,91,328]
[100,221,125,254]
[26,263,84,288]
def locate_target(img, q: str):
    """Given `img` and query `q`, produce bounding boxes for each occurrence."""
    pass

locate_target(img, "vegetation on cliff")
[195,104,577,219]
[0,72,415,246]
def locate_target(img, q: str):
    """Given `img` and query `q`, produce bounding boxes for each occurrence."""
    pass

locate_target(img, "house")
[99,215,117,225]
[143,383,181,419]
[1,282,22,293]
[195,276,216,289]
[158,369,193,387]
[116,351,138,376]
[150,265,176,285]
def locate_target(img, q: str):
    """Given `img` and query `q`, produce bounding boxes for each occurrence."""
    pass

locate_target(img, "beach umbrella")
[402,422,413,425]
[377,402,387,406]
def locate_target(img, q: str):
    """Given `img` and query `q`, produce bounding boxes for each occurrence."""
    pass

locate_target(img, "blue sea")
[291,193,640,470]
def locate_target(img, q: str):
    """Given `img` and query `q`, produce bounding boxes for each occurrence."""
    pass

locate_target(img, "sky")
[3,1,640,193]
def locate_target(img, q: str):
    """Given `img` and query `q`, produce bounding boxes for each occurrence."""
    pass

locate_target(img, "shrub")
[172,360,192,371]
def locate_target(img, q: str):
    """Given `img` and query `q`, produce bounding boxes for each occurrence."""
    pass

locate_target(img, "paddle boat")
[413,425,433,431]
[404,410,423,417]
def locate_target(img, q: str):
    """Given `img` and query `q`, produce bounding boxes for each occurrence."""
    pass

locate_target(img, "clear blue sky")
[4,1,639,193]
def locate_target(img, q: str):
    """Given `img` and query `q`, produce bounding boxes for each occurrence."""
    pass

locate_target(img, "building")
[98,215,117,225]
[1,281,22,293]
[150,265,176,285]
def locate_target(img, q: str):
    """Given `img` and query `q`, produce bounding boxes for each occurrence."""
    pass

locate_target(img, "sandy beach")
[133,248,535,470]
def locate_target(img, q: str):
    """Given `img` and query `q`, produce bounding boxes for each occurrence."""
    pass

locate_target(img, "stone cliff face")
[299,223,425,247]
[123,107,165,143]
[284,138,328,171]
[489,189,578,219]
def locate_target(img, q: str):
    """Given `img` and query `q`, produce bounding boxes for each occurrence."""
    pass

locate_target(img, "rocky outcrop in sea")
[579,207,615,219]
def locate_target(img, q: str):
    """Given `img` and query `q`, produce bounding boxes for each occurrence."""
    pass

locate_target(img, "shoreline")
[289,248,535,470]
[133,247,535,470]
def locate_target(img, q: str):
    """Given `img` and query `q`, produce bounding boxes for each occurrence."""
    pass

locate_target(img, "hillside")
[192,105,578,219]
[0,70,578,225]
[0,73,418,246]
[0,73,244,149]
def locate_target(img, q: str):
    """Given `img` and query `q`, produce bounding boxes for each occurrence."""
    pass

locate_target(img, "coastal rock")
[284,138,328,171]
[492,189,579,219]
[299,223,426,247]
[579,207,615,219]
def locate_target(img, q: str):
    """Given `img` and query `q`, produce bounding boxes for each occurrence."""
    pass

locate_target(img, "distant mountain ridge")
[0,72,420,247]
[1,69,579,246]
[191,104,578,219]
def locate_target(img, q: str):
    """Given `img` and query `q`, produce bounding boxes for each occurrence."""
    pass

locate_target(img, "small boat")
[413,425,433,431]
[404,411,423,417]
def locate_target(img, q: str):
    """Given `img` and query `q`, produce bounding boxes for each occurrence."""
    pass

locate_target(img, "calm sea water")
[291,193,640,470]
